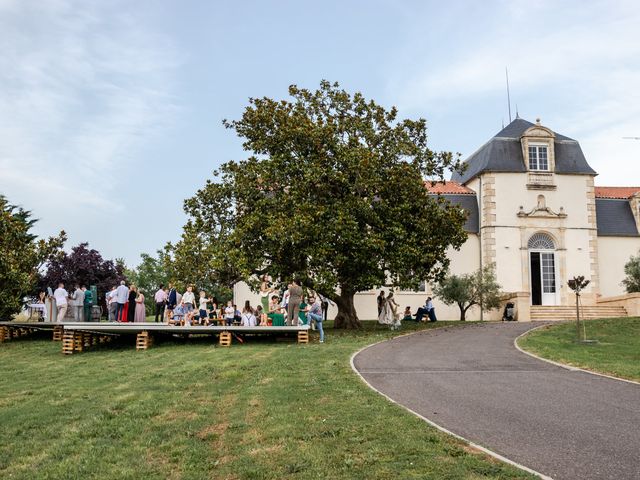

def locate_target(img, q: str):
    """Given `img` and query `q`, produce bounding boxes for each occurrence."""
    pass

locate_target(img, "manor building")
[235,118,640,320]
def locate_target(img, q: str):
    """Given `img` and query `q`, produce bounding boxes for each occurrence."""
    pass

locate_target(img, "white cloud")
[0,0,180,215]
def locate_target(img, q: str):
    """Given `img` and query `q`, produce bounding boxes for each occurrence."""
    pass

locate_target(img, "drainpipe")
[478,177,484,322]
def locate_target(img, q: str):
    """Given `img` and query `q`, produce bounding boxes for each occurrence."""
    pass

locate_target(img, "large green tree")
[179,81,468,328]
[433,264,503,321]
[0,195,66,320]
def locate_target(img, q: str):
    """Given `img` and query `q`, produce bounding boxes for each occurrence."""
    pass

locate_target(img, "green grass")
[0,321,534,480]
[518,317,640,382]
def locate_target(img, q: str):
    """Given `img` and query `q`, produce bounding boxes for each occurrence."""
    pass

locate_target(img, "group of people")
[50,282,94,322]
[377,291,437,330]
[105,281,146,323]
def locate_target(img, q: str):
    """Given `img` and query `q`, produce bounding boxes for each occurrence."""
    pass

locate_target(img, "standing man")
[53,282,69,323]
[154,285,168,322]
[82,285,93,322]
[319,293,332,322]
[287,280,303,326]
[106,285,118,321]
[72,284,85,321]
[305,295,325,343]
[376,290,386,317]
[115,281,129,322]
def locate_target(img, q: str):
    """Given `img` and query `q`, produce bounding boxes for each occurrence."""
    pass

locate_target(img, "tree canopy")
[176,81,469,328]
[39,242,125,308]
[433,264,503,321]
[0,195,65,320]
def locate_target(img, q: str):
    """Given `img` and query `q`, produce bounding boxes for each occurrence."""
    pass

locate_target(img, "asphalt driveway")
[353,322,640,480]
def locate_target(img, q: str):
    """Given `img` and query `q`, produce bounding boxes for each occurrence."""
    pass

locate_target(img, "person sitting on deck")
[241,303,257,327]
[233,305,242,325]
[169,303,187,325]
[254,305,266,325]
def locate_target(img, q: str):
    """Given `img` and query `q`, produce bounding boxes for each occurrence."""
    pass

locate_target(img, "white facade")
[234,119,640,321]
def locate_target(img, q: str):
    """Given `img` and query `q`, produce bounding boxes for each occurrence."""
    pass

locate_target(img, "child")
[402,306,413,322]
[198,291,211,324]
[233,304,242,324]
[224,301,235,326]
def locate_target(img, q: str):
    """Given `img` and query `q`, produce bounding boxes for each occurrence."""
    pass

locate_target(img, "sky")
[1,0,639,267]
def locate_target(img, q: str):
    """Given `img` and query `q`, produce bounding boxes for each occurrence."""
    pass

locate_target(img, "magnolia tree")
[177,81,468,328]
[434,265,502,321]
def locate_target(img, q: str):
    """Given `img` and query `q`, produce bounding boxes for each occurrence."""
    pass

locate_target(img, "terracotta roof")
[595,186,640,199]
[425,181,475,195]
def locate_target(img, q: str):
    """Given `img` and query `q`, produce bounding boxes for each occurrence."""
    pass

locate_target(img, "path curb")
[350,326,554,480]
[514,323,640,386]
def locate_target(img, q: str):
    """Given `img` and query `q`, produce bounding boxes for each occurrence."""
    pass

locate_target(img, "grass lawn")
[0,321,534,480]
[518,317,640,382]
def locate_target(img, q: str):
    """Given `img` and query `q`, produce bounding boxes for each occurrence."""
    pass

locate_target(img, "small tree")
[622,251,640,293]
[434,265,502,321]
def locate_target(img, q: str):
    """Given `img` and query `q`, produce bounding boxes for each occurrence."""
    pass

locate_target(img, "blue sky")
[1,0,639,266]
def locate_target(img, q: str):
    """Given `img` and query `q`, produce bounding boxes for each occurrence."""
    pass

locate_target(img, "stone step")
[530,305,627,321]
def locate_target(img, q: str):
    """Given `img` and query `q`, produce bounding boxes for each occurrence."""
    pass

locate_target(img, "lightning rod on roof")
[505,67,512,123]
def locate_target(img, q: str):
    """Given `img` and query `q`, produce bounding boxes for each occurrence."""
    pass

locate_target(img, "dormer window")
[528,144,549,171]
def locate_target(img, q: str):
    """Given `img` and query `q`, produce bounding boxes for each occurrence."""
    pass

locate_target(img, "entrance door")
[530,251,556,305]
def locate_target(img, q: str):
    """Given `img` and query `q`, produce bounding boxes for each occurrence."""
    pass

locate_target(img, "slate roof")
[595,198,639,236]
[451,118,597,184]
[595,186,640,199]
[425,181,475,195]
[428,193,479,233]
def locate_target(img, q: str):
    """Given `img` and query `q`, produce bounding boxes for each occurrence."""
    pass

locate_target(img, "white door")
[540,252,556,305]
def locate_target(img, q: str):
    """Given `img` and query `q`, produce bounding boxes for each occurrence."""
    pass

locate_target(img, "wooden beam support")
[297,330,309,344]
[219,331,232,347]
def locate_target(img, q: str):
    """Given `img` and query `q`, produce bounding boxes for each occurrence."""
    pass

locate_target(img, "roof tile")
[595,186,640,199]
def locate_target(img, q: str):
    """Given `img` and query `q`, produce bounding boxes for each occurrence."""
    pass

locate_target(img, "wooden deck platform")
[0,321,312,353]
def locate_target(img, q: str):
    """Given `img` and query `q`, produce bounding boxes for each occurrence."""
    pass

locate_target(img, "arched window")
[528,232,555,250]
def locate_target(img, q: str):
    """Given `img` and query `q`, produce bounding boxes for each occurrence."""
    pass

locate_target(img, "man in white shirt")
[154,285,168,322]
[72,284,85,321]
[53,282,69,323]
[115,281,129,322]
[106,286,118,321]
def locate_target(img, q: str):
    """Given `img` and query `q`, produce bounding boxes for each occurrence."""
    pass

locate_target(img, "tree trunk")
[458,303,466,321]
[333,288,362,329]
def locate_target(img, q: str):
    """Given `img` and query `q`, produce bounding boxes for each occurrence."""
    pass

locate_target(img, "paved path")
[353,322,640,480]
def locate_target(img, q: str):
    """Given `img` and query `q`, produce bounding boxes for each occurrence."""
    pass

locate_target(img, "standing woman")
[134,288,146,323]
[386,292,400,330]
[287,280,303,326]
[127,285,137,323]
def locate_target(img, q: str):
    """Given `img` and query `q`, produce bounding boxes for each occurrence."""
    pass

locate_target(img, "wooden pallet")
[219,331,232,347]
[136,331,153,350]
[62,331,75,355]
[53,325,63,341]
[0,326,7,343]
[73,332,84,352]
[297,330,309,344]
